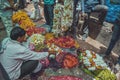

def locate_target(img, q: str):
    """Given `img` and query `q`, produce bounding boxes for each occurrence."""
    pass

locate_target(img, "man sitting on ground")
[0,27,49,80]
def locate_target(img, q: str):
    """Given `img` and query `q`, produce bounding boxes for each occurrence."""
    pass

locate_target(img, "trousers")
[105,12,120,55]
[19,60,42,79]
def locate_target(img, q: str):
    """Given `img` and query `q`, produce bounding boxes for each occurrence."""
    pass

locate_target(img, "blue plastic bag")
[105,0,120,23]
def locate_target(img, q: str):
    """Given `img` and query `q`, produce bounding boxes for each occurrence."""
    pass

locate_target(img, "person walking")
[104,12,120,63]
[71,0,108,39]
[43,0,55,32]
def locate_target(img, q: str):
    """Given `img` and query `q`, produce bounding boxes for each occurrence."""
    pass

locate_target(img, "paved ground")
[0,3,120,80]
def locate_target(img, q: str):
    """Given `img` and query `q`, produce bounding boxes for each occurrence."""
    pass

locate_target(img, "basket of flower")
[78,50,108,71]
[28,34,46,52]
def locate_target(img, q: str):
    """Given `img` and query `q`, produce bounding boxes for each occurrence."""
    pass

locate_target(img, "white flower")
[88,66,96,71]
[86,50,92,58]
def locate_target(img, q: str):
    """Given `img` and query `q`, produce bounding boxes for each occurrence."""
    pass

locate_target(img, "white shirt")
[0,38,49,80]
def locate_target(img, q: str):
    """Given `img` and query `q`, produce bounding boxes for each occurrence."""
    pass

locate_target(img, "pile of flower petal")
[12,10,35,30]
[56,52,79,68]
[26,27,46,36]
[46,36,78,48]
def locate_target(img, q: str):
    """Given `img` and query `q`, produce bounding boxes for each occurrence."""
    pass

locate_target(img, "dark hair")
[10,27,26,40]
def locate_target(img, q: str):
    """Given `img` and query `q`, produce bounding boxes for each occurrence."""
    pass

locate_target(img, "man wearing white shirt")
[0,27,49,80]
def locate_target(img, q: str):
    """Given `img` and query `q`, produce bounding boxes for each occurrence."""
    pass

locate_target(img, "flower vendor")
[0,27,49,80]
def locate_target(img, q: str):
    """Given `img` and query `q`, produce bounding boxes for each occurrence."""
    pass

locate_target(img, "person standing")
[0,0,16,36]
[71,0,108,39]
[85,0,108,24]
[104,12,120,63]
[43,0,55,32]
[70,0,80,39]
[18,0,26,9]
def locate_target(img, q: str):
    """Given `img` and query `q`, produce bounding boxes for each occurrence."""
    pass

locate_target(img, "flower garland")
[12,10,35,30]
[79,50,107,71]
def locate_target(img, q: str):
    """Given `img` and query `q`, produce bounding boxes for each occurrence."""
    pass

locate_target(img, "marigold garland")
[12,10,35,30]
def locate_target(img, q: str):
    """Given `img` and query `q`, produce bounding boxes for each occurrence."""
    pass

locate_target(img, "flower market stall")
[12,10,117,80]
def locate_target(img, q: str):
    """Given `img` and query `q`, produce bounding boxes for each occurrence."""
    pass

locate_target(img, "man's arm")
[13,47,49,61]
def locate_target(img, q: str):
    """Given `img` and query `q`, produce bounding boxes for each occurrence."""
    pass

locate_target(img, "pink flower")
[29,43,35,50]
[40,58,49,68]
